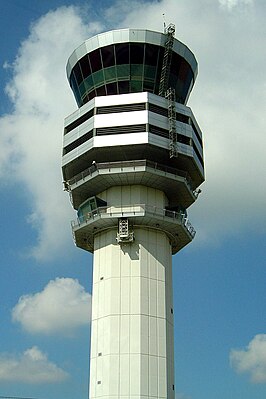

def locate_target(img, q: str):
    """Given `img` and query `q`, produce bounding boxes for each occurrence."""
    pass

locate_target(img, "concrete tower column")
[89,186,175,398]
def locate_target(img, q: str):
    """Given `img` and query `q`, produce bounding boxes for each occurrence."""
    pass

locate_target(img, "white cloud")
[1,0,266,259]
[12,277,91,335]
[230,334,266,383]
[0,346,68,384]
[219,0,253,10]
[0,6,104,261]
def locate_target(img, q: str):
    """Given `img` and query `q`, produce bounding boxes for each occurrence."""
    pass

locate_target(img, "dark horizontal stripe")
[96,103,146,114]
[63,130,93,154]
[96,124,146,135]
[64,109,94,134]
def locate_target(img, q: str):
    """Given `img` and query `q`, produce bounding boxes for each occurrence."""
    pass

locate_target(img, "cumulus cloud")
[12,277,91,335]
[219,0,253,10]
[0,346,68,384]
[1,0,266,259]
[230,334,266,383]
[0,6,104,261]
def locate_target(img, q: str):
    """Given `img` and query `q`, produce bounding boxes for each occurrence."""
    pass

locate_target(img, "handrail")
[68,160,194,192]
[71,204,196,238]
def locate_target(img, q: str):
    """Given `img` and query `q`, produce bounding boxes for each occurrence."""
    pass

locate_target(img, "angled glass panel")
[144,65,156,81]
[88,90,96,101]
[89,49,102,73]
[145,44,159,66]
[170,52,181,75]
[73,63,83,85]
[84,75,94,91]
[178,59,189,80]
[154,46,164,93]
[169,73,178,90]
[101,45,115,68]
[130,43,144,64]
[104,66,117,82]
[118,80,129,94]
[96,86,106,96]
[117,64,130,80]
[79,55,91,79]
[106,82,118,95]
[115,43,129,65]
[131,64,144,79]
[92,70,104,87]
[70,71,80,99]
[143,80,154,92]
[79,80,87,98]
[130,80,143,92]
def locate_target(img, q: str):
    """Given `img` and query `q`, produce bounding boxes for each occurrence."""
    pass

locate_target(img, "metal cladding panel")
[64,98,95,127]
[94,92,149,107]
[94,110,148,128]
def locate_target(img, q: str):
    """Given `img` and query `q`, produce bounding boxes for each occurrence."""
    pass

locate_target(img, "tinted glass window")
[130,43,144,64]
[73,63,83,85]
[145,44,159,66]
[88,90,96,101]
[170,52,181,74]
[101,45,115,68]
[143,80,154,92]
[104,66,117,82]
[180,60,189,80]
[118,81,129,94]
[92,70,104,87]
[79,55,91,79]
[89,49,102,72]
[115,43,129,65]
[70,71,79,93]
[106,82,118,95]
[96,86,106,96]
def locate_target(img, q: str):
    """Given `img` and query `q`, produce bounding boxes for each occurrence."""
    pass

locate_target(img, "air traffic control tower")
[62,25,204,399]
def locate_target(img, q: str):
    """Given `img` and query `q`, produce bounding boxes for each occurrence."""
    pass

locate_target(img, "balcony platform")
[71,203,196,254]
[67,160,198,210]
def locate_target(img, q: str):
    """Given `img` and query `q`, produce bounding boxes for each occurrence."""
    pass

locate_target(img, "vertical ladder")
[159,23,178,158]
[158,23,175,97]
[166,87,178,158]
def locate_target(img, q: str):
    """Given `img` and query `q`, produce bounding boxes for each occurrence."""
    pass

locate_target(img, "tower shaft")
[90,227,174,398]
[89,184,175,398]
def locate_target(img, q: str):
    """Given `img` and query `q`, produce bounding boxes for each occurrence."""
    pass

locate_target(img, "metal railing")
[67,160,194,192]
[71,204,196,238]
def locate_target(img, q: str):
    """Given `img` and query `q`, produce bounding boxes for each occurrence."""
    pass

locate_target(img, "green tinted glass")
[143,80,154,92]
[131,64,143,79]
[130,80,143,92]
[104,67,117,82]
[92,70,104,87]
[78,81,87,97]
[117,64,130,79]
[83,75,94,93]
[144,65,156,81]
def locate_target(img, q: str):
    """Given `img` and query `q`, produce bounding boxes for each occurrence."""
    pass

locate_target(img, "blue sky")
[0,1,265,399]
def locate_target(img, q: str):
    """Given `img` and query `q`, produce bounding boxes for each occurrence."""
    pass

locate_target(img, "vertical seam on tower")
[118,240,121,399]
[147,230,150,398]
